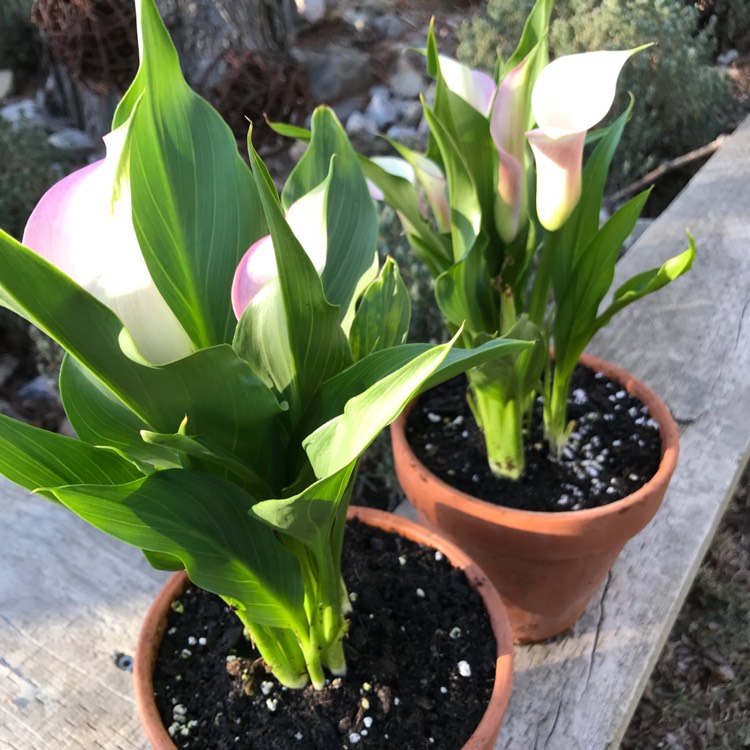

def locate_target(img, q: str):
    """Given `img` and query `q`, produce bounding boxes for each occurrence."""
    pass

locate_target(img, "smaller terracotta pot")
[134,507,514,750]
[390,353,680,643]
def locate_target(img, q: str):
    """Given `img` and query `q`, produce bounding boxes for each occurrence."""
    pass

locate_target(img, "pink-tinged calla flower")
[232,182,327,318]
[526,49,636,231]
[367,155,450,234]
[22,129,194,365]
[490,58,532,243]
[438,55,496,117]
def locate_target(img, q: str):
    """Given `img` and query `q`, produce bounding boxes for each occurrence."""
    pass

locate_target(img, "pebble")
[457,660,472,677]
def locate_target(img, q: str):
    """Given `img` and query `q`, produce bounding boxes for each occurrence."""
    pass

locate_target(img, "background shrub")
[688,0,750,53]
[0,119,74,241]
[458,0,732,190]
[0,0,41,78]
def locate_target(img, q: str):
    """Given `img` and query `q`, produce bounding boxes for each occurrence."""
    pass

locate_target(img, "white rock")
[345,111,378,141]
[717,49,739,66]
[295,0,326,24]
[1,99,44,129]
[48,128,95,153]
[458,660,472,677]
[0,70,13,101]
[365,90,398,129]
[390,59,425,99]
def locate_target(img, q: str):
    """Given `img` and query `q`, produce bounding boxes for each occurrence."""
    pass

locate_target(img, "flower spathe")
[231,181,328,318]
[527,49,637,231]
[22,129,194,365]
[490,58,532,243]
[439,55,496,117]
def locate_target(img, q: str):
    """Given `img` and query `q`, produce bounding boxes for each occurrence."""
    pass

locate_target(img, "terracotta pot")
[390,353,680,643]
[134,506,514,750]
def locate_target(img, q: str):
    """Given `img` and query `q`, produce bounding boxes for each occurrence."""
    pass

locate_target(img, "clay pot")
[134,506,514,750]
[390,353,680,643]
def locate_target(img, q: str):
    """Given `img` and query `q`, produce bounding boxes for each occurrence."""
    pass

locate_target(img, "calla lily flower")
[22,129,194,365]
[490,58,532,243]
[526,49,636,231]
[438,55,496,117]
[232,182,327,318]
[368,155,450,234]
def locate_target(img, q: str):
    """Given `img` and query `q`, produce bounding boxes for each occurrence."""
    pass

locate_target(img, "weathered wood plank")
[495,114,750,749]
[0,486,162,749]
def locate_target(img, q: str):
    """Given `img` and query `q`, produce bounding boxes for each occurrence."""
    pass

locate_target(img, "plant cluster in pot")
[362,0,694,642]
[0,1,534,746]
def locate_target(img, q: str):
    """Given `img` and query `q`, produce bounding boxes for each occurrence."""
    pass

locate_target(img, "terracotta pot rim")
[391,352,680,529]
[134,507,514,750]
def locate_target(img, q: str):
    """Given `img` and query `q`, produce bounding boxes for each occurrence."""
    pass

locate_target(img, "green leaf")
[118,0,266,349]
[349,257,411,361]
[0,231,286,487]
[304,338,459,478]
[281,108,379,324]
[59,354,179,468]
[295,337,534,444]
[53,469,305,630]
[553,188,652,376]
[267,121,312,142]
[242,125,352,423]
[0,413,144,501]
[434,233,500,336]
[503,0,553,80]
[141,425,276,498]
[421,100,482,263]
[593,235,696,334]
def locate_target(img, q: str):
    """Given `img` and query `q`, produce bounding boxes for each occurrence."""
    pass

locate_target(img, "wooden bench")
[2,115,749,750]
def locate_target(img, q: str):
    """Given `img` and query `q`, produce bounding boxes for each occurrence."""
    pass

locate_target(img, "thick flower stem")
[544,367,575,458]
[468,381,525,480]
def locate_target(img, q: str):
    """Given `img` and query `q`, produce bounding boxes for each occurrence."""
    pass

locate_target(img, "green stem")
[544,364,575,458]
[233,613,308,689]
[468,378,525,480]
[528,231,558,329]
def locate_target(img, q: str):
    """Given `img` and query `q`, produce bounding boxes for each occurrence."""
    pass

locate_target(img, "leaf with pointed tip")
[281,108,379,323]
[594,236,696,335]
[0,413,144,502]
[117,0,265,349]
[294,337,533,445]
[349,258,411,361]
[242,126,352,425]
[53,469,305,629]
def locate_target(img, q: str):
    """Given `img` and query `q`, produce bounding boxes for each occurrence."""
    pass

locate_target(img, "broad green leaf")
[53,470,305,630]
[243,125,352,422]
[0,413,144,501]
[593,235,696,334]
[434,234,500,336]
[432,77,497,225]
[421,100,482,263]
[553,188,652,376]
[282,108,379,323]
[295,337,533,444]
[267,121,312,142]
[141,426,275,498]
[349,257,411,361]
[0,232,287,484]
[59,354,179,468]
[503,0,553,83]
[118,0,265,349]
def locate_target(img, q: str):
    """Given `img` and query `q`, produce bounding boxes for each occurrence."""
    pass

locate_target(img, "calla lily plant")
[0,0,530,688]
[360,0,695,479]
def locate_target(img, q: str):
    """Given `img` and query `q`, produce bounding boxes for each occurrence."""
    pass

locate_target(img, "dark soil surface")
[404,364,661,513]
[152,519,497,750]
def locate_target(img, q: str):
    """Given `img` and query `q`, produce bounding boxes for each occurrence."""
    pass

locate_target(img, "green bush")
[0,0,40,76]
[688,0,750,53]
[0,119,74,241]
[458,0,731,190]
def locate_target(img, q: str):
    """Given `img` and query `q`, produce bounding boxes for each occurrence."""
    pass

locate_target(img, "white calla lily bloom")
[527,49,637,231]
[232,181,328,318]
[22,129,194,365]
[438,55,497,117]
